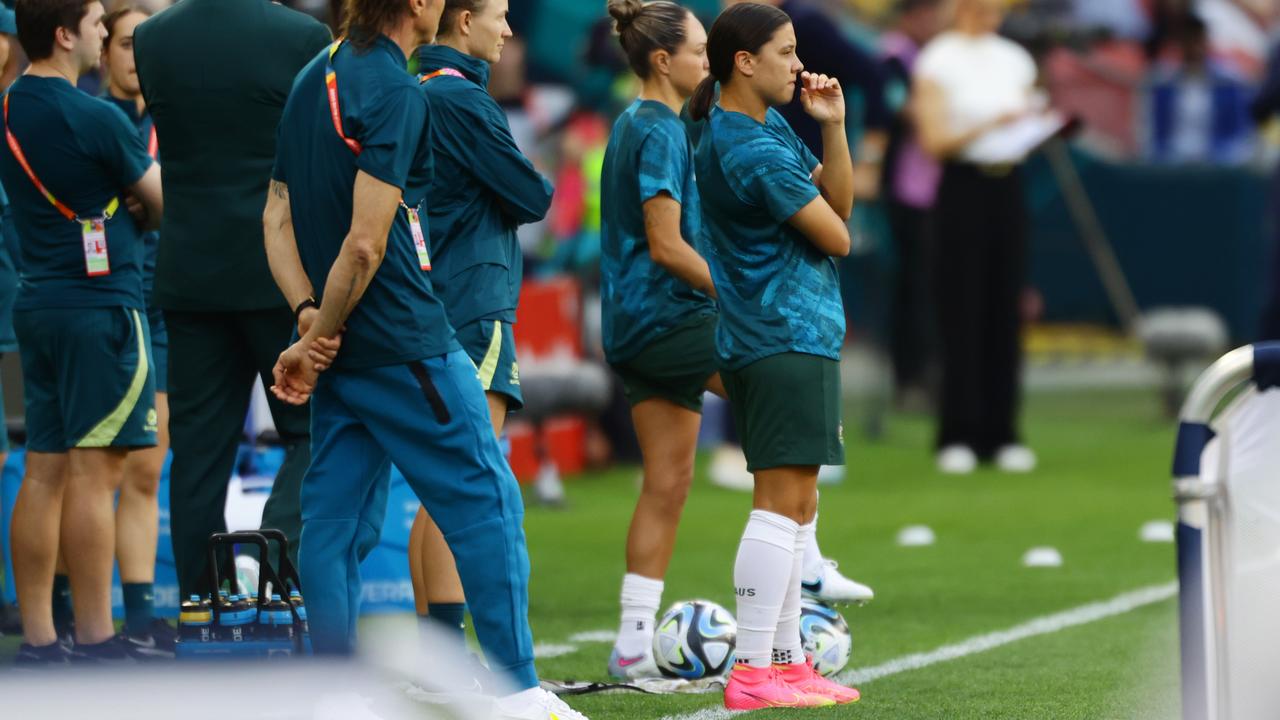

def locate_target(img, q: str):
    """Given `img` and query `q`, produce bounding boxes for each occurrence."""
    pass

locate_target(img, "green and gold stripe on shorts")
[76,308,148,447]
[476,320,503,391]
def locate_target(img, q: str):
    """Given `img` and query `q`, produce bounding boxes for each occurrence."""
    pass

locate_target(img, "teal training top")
[273,36,457,369]
[418,45,553,328]
[694,105,845,370]
[600,99,716,364]
[0,75,152,311]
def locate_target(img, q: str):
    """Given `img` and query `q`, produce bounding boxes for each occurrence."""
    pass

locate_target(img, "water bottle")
[259,594,294,641]
[289,589,311,653]
[178,594,212,643]
[217,594,255,642]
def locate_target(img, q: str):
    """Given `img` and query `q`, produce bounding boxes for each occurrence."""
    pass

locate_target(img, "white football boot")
[607,645,662,680]
[802,560,874,605]
[493,687,589,720]
[936,444,977,475]
[995,444,1037,473]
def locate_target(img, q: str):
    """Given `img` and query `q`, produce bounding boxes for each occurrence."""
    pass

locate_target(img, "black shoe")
[125,619,177,656]
[55,619,75,650]
[75,634,172,663]
[14,641,73,667]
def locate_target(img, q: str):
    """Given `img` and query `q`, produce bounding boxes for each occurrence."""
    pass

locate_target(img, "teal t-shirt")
[694,105,845,370]
[103,94,159,311]
[0,75,152,311]
[600,99,716,364]
[418,45,553,328]
[273,36,457,370]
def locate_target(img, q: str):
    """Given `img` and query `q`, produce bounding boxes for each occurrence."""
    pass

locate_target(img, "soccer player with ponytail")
[689,2,860,709]
[599,0,720,680]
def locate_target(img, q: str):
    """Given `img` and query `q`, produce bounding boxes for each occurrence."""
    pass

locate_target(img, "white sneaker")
[817,464,846,484]
[801,560,874,605]
[607,644,662,679]
[995,444,1036,473]
[493,687,589,720]
[534,460,566,506]
[937,444,977,475]
[709,445,753,491]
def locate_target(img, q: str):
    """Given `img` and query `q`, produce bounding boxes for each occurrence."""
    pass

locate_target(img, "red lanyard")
[147,124,157,160]
[2,93,92,223]
[325,41,363,155]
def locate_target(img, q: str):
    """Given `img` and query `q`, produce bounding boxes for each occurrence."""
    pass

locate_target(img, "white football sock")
[774,519,814,665]
[802,510,825,582]
[733,510,799,668]
[615,573,663,657]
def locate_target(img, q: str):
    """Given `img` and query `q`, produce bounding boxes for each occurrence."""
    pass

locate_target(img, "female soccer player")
[689,2,860,709]
[102,4,176,651]
[598,0,720,680]
[408,0,554,649]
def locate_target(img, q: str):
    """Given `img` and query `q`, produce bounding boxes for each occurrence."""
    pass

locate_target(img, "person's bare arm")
[304,170,401,343]
[271,171,400,403]
[263,180,340,369]
[263,180,314,311]
[643,194,717,299]
[914,77,1018,160]
[800,72,854,221]
[788,196,851,258]
[127,164,163,231]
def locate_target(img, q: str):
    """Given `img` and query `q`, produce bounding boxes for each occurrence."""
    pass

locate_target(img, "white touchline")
[533,643,579,659]
[568,630,618,643]
[656,581,1178,720]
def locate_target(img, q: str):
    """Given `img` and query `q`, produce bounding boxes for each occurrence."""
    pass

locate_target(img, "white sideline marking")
[568,630,617,643]
[657,581,1178,720]
[533,643,579,659]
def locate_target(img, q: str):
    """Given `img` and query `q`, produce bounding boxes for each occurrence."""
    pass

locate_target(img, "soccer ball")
[800,598,852,677]
[652,599,737,678]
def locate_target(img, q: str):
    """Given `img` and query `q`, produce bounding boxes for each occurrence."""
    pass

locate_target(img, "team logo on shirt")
[145,408,158,433]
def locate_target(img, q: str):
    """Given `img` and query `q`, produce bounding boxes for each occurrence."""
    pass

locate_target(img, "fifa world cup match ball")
[652,599,737,679]
[800,598,853,677]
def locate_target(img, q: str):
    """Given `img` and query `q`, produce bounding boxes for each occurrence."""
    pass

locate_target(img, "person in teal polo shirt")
[409,0,554,650]
[99,2,176,652]
[0,0,163,664]
[264,1,585,716]
[687,3,859,709]
[598,0,721,680]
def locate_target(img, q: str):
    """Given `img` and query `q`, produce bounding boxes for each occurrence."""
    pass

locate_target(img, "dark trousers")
[887,199,935,392]
[165,308,311,596]
[933,163,1027,457]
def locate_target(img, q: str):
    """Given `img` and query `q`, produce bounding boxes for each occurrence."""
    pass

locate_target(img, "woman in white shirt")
[912,0,1037,475]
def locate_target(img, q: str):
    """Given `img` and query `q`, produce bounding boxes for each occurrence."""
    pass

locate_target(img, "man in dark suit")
[134,0,331,596]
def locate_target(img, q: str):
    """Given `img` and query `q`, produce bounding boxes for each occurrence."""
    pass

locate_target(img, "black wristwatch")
[293,297,318,326]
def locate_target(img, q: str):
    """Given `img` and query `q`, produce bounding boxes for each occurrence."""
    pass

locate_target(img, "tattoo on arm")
[271,180,288,199]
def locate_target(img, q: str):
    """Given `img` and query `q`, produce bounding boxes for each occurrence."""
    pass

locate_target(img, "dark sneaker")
[0,602,22,635]
[76,634,172,663]
[14,641,73,667]
[127,618,178,654]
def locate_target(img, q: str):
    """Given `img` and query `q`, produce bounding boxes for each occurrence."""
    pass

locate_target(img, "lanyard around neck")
[325,41,363,155]
[3,93,118,223]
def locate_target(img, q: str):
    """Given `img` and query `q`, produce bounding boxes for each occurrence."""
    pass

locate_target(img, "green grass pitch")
[0,389,1183,719]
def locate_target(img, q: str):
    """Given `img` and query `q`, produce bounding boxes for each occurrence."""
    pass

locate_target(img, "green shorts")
[455,319,523,411]
[611,315,718,412]
[14,306,158,453]
[721,352,844,472]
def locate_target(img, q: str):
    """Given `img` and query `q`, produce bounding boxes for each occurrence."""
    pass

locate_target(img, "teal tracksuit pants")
[300,349,537,689]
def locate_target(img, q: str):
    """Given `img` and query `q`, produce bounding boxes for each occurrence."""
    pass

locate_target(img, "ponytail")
[688,76,717,121]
